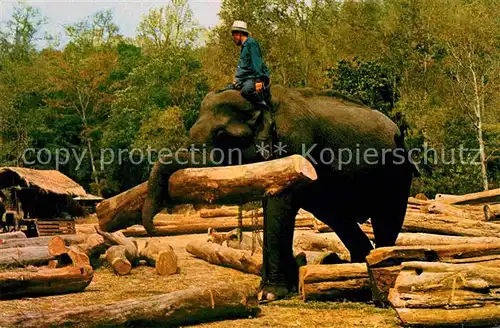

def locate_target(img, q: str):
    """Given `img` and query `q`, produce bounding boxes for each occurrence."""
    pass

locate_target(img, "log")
[96,181,148,232]
[0,246,53,267]
[295,251,347,265]
[402,212,500,237]
[122,214,314,237]
[366,244,500,307]
[0,266,93,300]
[96,228,138,263]
[106,245,132,275]
[484,203,500,221]
[0,231,27,240]
[396,232,500,246]
[186,240,262,275]
[199,206,264,218]
[388,261,500,327]
[168,154,317,204]
[435,187,500,205]
[0,236,53,249]
[422,202,484,220]
[408,197,431,205]
[0,285,259,328]
[139,239,178,275]
[48,234,106,260]
[293,233,349,261]
[299,264,371,301]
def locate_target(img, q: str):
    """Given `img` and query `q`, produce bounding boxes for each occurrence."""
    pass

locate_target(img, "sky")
[0,0,222,47]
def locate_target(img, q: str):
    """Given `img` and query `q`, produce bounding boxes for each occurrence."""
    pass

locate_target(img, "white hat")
[231,20,249,34]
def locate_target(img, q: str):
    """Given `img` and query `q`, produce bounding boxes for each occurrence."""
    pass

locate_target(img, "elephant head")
[189,90,266,161]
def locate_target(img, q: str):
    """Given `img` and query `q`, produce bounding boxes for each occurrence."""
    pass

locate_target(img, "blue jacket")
[235,37,270,82]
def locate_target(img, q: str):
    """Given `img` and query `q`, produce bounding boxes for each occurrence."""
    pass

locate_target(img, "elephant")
[142,85,415,301]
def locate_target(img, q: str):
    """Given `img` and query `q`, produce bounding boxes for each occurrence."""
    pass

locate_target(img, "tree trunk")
[422,202,484,220]
[186,240,262,275]
[0,266,93,300]
[105,245,132,275]
[0,236,53,249]
[98,155,317,233]
[139,239,178,276]
[168,154,317,204]
[366,244,500,307]
[483,204,500,221]
[0,246,53,267]
[48,234,105,267]
[122,215,314,237]
[199,206,265,218]
[388,261,500,326]
[401,212,500,237]
[0,285,259,328]
[396,232,500,247]
[299,264,371,301]
[96,181,148,232]
[96,229,138,262]
[434,187,500,205]
[293,233,349,261]
[0,231,26,240]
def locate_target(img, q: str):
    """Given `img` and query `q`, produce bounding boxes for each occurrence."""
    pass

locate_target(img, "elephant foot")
[257,281,296,303]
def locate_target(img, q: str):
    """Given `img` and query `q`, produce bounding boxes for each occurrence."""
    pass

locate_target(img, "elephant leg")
[314,211,373,263]
[371,167,412,247]
[259,194,300,301]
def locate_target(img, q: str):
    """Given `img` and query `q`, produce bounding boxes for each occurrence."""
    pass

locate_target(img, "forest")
[1,0,499,198]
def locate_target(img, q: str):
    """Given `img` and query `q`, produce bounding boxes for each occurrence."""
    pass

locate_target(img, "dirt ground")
[1,229,401,328]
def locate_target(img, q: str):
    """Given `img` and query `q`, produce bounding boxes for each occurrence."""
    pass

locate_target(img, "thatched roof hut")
[0,167,88,197]
[0,167,91,219]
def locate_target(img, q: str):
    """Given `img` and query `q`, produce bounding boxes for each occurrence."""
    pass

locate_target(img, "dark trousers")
[236,78,271,105]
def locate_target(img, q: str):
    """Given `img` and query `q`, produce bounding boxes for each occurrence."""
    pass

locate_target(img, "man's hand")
[256,81,264,92]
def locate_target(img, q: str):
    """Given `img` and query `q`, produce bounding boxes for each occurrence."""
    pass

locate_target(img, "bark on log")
[48,234,106,259]
[293,233,349,261]
[295,251,347,265]
[0,236,53,249]
[484,203,500,221]
[199,206,264,218]
[139,239,178,275]
[0,266,93,300]
[186,240,262,275]
[168,155,317,205]
[422,202,484,220]
[388,261,500,327]
[0,231,27,240]
[105,245,132,275]
[396,232,500,246]
[96,181,148,232]
[435,187,500,205]
[299,264,371,301]
[122,215,314,237]
[366,244,500,307]
[98,156,316,233]
[408,197,431,206]
[402,212,500,238]
[96,228,138,263]
[0,246,53,267]
[0,285,259,328]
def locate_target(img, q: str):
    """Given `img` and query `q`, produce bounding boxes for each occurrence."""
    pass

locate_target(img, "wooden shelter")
[0,167,90,227]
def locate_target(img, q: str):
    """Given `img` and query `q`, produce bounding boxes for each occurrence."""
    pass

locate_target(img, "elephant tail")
[394,130,421,178]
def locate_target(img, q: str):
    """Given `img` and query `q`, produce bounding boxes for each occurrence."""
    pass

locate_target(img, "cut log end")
[156,252,178,276]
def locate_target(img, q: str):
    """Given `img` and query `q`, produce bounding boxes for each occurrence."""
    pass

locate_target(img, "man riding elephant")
[142,86,415,302]
[229,20,273,159]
